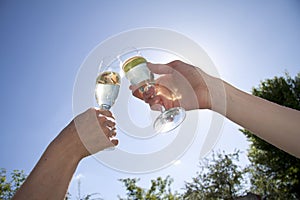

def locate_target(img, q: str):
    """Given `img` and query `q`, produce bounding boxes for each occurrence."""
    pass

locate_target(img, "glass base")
[153,107,186,133]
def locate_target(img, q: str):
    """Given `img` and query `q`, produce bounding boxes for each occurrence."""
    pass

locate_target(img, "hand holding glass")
[121,56,186,133]
[95,71,120,149]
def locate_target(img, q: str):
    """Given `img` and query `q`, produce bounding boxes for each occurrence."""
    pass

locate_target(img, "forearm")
[220,81,300,158]
[12,108,116,199]
[13,121,84,199]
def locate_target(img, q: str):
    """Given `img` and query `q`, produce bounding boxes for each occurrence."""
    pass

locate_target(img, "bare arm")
[131,60,300,158]
[13,108,118,199]
[222,81,300,158]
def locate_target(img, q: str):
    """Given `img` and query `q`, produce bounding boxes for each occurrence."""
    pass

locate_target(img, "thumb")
[147,62,174,75]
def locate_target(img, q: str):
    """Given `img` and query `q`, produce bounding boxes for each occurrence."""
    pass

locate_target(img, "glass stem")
[100,104,111,110]
[141,83,167,113]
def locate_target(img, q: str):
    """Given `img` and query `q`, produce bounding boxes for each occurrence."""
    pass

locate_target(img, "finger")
[146,96,163,111]
[105,120,116,129]
[147,62,174,74]
[150,104,163,111]
[143,86,155,100]
[98,117,116,133]
[162,97,174,110]
[148,97,174,111]
[96,109,114,119]
[101,125,112,137]
[110,138,119,146]
[131,87,144,100]
[105,128,116,138]
[98,117,113,133]
[144,94,160,104]
[98,116,107,124]
[109,128,117,137]
[129,84,139,92]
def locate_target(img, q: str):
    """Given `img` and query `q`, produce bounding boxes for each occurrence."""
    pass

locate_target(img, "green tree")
[241,72,300,199]
[182,150,248,200]
[0,168,26,199]
[118,176,180,200]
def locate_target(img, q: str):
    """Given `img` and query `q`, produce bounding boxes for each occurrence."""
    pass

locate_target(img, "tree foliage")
[118,176,180,200]
[118,151,252,200]
[182,150,248,200]
[0,168,26,199]
[241,72,300,199]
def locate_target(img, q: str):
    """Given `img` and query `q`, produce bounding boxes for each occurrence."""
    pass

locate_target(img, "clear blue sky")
[1,1,299,199]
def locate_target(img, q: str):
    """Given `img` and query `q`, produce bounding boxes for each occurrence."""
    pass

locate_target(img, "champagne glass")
[95,57,121,150]
[119,51,186,133]
[95,71,121,110]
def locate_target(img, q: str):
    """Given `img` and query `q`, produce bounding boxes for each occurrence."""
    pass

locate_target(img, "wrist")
[201,73,227,115]
[51,120,88,163]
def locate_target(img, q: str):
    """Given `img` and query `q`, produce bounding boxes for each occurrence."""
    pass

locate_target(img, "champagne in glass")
[95,71,121,110]
[121,55,186,133]
[95,71,120,151]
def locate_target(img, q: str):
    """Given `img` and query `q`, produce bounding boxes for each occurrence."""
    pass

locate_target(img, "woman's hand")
[130,60,215,111]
